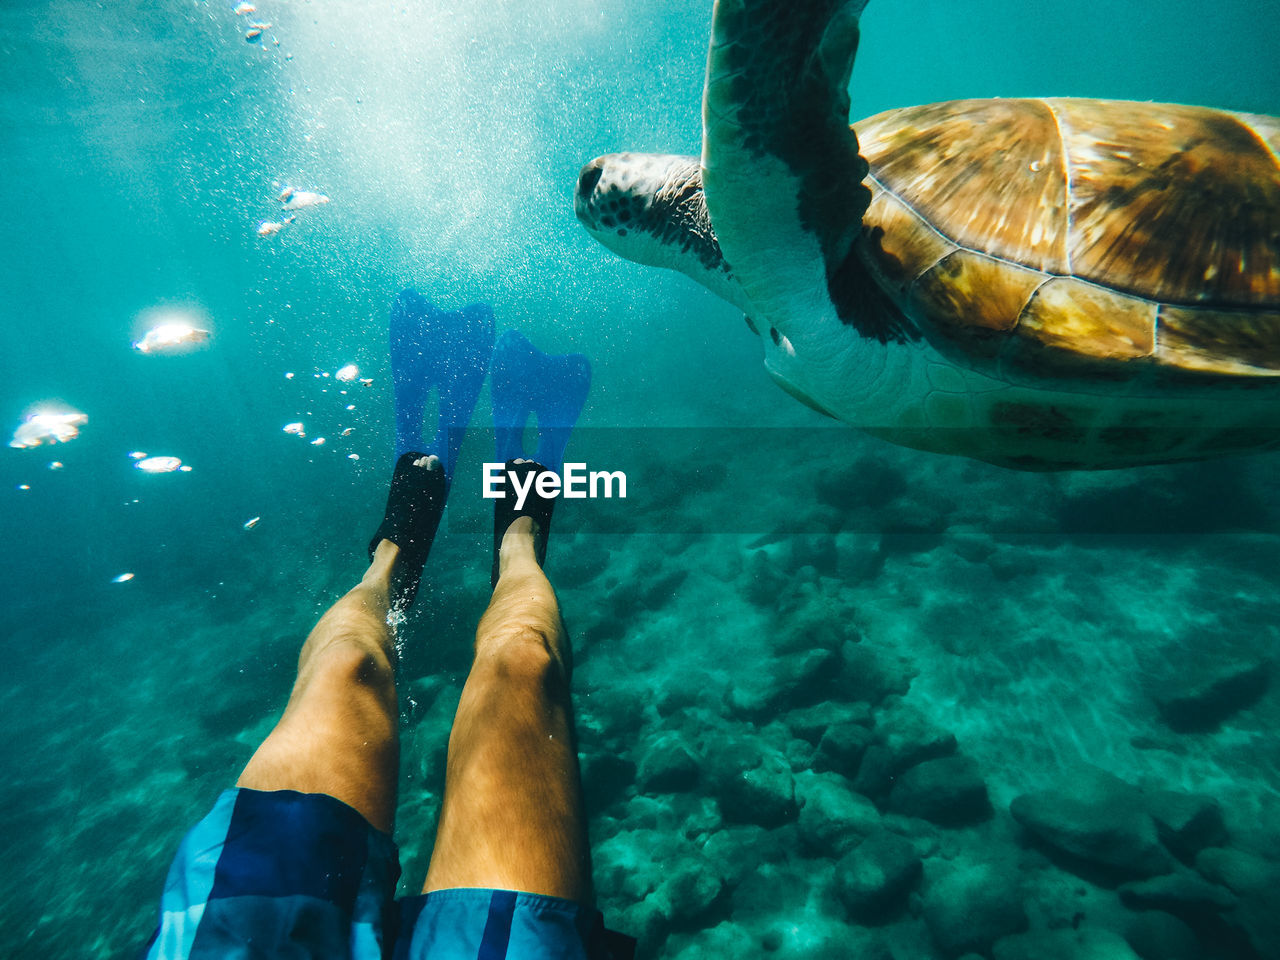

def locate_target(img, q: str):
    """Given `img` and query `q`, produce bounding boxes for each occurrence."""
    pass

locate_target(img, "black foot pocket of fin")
[369,452,447,608]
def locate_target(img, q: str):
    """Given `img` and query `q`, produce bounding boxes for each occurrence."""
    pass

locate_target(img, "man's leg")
[143,518,430,960]
[235,449,447,834]
[236,539,402,833]
[423,515,592,903]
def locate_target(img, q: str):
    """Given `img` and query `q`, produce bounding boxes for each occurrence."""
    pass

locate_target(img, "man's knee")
[302,634,396,695]
[474,625,569,692]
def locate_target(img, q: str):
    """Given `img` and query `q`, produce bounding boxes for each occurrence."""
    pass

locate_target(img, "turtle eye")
[577,163,604,199]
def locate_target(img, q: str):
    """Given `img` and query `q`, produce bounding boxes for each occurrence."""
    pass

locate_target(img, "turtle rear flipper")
[702,0,872,332]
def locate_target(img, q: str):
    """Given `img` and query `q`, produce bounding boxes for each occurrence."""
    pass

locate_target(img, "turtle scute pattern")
[855,98,1280,379]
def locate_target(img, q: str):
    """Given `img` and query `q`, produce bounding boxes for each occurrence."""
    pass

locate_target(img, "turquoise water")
[1,1,1278,958]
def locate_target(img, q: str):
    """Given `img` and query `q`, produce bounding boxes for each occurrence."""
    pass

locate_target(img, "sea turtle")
[574,0,1280,470]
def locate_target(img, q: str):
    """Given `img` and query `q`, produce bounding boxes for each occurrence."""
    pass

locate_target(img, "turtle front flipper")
[702,0,872,334]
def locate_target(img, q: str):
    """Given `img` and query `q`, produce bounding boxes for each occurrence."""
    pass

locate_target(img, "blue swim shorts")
[142,788,634,960]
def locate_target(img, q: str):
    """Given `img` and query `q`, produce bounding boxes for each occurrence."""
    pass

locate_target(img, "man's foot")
[490,330,590,472]
[496,515,540,579]
[491,459,555,587]
[369,452,447,608]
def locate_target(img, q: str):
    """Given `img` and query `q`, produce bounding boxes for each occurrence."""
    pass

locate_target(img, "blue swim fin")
[490,330,591,473]
[389,288,494,485]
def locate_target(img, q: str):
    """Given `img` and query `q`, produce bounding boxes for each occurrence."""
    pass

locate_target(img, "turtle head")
[575,152,752,313]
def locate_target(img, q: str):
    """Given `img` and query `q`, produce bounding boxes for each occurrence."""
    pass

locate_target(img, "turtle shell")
[854,98,1280,379]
